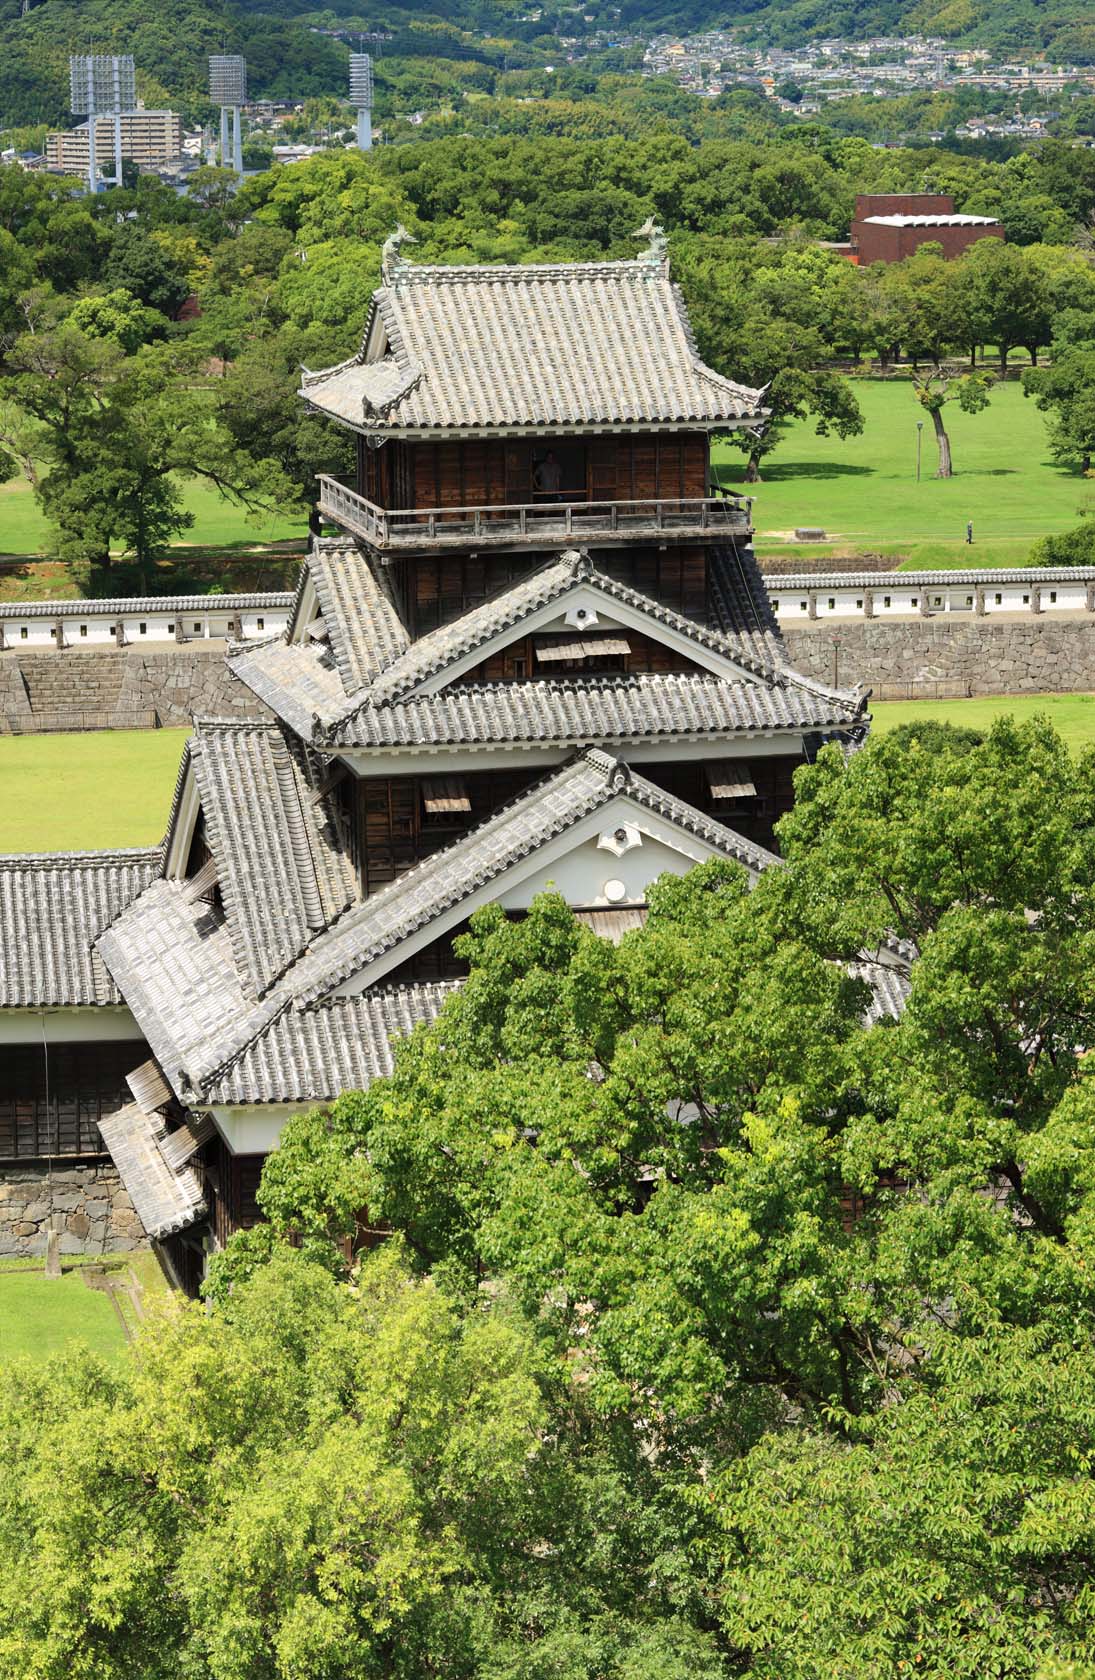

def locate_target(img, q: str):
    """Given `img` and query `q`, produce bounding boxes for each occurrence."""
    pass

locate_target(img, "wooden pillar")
[1031,586,1042,615]
[807,590,818,621]
[974,586,986,616]
[862,590,874,619]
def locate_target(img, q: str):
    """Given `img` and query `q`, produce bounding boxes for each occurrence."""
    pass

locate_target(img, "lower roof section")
[97,1100,206,1240]
[0,848,161,1009]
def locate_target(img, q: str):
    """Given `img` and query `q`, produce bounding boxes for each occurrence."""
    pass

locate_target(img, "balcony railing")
[317,476,752,553]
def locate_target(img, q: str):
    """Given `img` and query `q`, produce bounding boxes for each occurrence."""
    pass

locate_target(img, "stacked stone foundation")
[0,1160,149,1257]
[780,618,1095,700]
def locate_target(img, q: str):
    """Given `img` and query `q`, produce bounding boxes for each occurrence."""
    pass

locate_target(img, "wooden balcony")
[317,476,752,554]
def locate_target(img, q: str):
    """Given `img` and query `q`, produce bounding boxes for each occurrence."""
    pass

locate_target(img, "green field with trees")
[4,134,1095,595]
[6,719,1095,1674]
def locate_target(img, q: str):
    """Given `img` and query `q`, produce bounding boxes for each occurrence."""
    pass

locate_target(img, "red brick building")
[847,193,1004,264]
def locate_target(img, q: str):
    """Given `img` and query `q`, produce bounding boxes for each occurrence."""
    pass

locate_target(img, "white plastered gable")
[332,788,765,999]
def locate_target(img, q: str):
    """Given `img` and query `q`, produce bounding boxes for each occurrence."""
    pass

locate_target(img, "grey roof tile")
[97,1101,205,1238]
[0,849,161,1007]
[205,982,460,1104]
[190,720,356,997]
[0,592,293,621]
[307,540,410,692]
[301,254,765,434]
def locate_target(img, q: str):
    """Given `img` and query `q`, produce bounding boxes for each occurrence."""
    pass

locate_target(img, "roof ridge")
[0,845,164,869]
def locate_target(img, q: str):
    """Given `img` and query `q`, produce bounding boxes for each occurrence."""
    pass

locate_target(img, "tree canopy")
[7,722,1095,1675]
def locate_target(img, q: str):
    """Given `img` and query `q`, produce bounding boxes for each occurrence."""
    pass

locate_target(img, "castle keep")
[0,230,870,1286]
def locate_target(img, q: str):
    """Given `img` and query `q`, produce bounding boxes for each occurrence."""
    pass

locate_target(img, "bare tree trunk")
[931,407,952,478]
[999,344,1009,375]
[1027,345,1038,367]
[743,453,762,484]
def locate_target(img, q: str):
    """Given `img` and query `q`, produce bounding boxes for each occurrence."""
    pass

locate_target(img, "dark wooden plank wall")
[407,547,708,635]
[455,628,705,686]
[599,548,709,621]
[354,768,542,895]
[204,1134,266,1250]
[0,1041,142,1159]
[640,756,800,851]
[362,435,709,511]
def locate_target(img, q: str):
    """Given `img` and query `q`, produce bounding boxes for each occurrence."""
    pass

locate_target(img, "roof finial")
[632,217,668,265]
[382,223,417,281]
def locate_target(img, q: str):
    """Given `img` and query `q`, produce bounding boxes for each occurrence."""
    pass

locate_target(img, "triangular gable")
[349,550,778,714]
[288,749,777,1004]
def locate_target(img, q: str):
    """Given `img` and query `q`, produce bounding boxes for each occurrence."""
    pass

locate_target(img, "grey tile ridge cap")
[667,280,767,409]
[381,254,675,285]
[191,991,298,1101]
[157,735,197,876]
[0,591,295,619]
[225,628,286,660]
[770,566,1095,589]
[309,542,410,689]
[290,747,621,1006]
[772,661,870,716]
[0,844,163,870]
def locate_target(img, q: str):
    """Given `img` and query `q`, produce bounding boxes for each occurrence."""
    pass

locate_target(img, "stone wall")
[0,1160,149,1258]
[781,618,1095,700]
[0,646,266,732]
[111,649,266,726]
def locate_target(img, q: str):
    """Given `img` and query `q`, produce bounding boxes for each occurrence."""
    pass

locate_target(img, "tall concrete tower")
[209,54,246,175]
[69,54,136,192]
[349,52,373,151]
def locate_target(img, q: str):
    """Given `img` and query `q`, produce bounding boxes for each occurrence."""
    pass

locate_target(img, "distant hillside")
[2,0,1093,130]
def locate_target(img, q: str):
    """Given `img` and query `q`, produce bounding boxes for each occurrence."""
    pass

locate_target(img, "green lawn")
[871,692,1095,752]
[0,1267,128,1365]
[0,473,303,558]
[714,379,1089,571]
[0,729,188,853]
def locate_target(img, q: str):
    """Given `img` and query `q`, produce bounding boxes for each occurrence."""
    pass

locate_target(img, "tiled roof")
[300,253,765,435]
[323,674,862,751]
[205,982,460,1104]
[189,720,356,997]
[361,548,775,708]
[307,540,409,692]
[768,567,1095,591]
[0,849,161,1007]
[97,750,779,1101]
[98,881,284,1096]
[230,540,863,750]
[0,592,293,621]
[97,1101,206,1238]
[288,748,778,1006]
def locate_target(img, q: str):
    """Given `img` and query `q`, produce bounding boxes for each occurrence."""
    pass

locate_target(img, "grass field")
[0,1253,172,1367]
[871,691,1095,752]
[0,1266,128,1365]
[714,379,1089,571]
[0,473,303,559]
[0,729,188,852]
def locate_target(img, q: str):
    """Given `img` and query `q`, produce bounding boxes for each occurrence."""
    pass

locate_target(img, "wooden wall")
[0,1041,141,1159]
[398,546,709,636]
[360,434,709,512]
[203,1133,266,1250]
[352,768,542,895]
[455,628,705,686]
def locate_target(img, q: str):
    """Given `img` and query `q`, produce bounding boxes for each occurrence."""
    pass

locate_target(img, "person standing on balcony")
[534,450,564,502]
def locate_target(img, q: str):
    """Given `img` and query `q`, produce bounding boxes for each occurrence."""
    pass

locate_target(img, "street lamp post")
[916,419,924,482]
